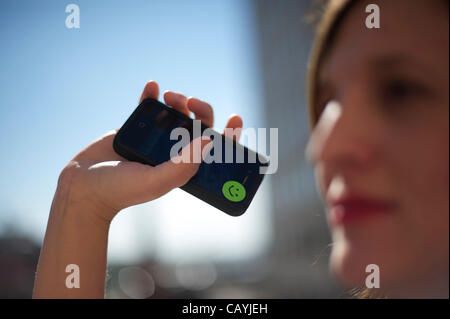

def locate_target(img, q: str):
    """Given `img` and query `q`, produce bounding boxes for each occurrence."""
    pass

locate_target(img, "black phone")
[113,98,268,216]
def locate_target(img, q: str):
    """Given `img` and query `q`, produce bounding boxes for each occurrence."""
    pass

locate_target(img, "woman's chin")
[329,240,368,288]
[327,217,403,290]
[329,236,391,290]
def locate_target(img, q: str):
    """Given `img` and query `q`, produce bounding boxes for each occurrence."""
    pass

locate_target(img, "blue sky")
[0,0,271,263]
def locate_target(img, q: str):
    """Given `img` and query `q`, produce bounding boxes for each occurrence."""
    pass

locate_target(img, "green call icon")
[222,181,246,202]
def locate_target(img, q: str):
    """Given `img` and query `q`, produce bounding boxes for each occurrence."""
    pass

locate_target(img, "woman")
[33,0,449,298]
[306,0,448,298]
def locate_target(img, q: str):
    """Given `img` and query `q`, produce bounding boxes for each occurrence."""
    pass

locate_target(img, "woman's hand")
[33,81,243,298]
[60,81,243,222]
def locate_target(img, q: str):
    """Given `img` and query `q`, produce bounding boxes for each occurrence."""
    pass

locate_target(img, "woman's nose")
[305,100,375,175]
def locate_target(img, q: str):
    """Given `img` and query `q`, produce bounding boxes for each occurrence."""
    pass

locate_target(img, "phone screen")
[114,98,268,216]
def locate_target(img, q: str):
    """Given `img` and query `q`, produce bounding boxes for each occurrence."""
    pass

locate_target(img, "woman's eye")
[382,79,427,102]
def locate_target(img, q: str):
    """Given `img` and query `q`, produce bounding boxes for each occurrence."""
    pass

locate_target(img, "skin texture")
[306,0,449,297]
[33,81,243,298]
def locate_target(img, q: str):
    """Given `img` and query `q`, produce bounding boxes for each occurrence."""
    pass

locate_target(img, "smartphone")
[113,98,268,216]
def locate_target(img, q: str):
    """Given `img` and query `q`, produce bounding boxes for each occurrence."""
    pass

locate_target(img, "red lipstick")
[328,195,395,226]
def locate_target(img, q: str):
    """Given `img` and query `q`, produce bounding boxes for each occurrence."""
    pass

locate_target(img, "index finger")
[186,97,214,127]
[139,81,160,103]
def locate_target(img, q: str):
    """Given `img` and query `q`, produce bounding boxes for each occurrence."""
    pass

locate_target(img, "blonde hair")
[306,0,354,129]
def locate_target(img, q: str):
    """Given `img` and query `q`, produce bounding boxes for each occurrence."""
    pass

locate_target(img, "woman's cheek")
[389,121,449,273]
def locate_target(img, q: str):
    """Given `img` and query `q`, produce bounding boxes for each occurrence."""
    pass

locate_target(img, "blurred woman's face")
[307,0,449,297]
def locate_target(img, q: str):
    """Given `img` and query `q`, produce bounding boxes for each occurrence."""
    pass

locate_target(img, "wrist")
[56,162,117,226]
[34,167,113,298]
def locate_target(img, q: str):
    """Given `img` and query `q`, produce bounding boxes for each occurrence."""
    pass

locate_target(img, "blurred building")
[253,0,340,297]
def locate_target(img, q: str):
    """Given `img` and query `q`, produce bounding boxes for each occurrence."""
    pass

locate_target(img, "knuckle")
[58,161,83,188]
[57,162,94,206]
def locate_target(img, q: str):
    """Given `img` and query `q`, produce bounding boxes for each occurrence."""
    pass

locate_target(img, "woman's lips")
[327,196,395,226]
